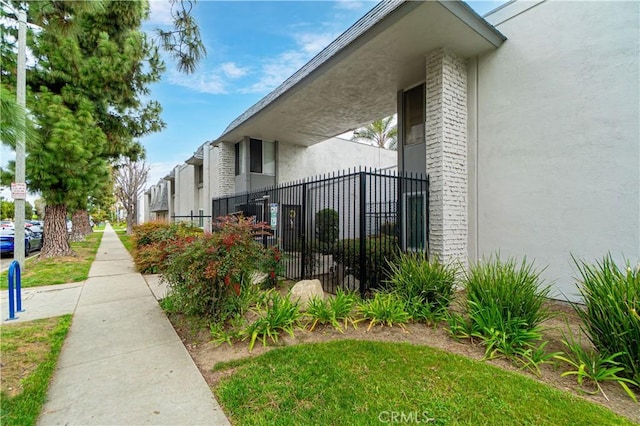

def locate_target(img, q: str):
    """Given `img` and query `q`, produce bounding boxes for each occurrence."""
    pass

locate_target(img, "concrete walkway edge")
[38,224,230,425]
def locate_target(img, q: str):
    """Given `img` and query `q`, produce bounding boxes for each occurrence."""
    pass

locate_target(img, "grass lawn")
[1,232,103,289]
[0,315,72,426]
[115,230,134,255]
[214,340,635,426]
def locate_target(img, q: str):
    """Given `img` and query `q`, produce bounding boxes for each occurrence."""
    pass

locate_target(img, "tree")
[351,115,398,150]
[34,198,45,219]
[1,1,206,257]
[13,1,164,257]
[0,200,32,219]
[156,0,207,74]
[0,85,40,149]
[113,157,149,235]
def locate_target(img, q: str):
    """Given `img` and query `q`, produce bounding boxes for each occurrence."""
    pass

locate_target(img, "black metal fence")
[171,211,212,228]
[212,167,429,296]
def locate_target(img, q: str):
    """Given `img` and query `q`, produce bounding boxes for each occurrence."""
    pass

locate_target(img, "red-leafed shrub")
[162,216,278,322]
[131,222,202,273]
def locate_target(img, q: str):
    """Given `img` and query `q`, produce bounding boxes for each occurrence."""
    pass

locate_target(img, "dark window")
[403,83,425,145]
[250,138,262,173]
[235,143,241,176]
[196,165,203,185]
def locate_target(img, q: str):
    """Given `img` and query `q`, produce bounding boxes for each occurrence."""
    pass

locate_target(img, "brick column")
[425,48,468,264]
[217,142,236,196]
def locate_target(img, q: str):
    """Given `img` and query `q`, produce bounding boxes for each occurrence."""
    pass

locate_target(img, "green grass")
[215,340,634,426]
[1,232,103,289]
[116,230,134,255]
[0,315,73,426]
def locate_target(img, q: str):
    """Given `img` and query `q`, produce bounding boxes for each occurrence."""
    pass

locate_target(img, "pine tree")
[22,1,164,257]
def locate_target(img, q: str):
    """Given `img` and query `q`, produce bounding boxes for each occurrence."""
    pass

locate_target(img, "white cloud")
[146,161,178,189]
[166,61,250,94]
[241,31,339,94]
[147,0,173,26]
[297,32,336,55]
[220,62,249,79]
[167,68,227,94]
[333,0,365,11]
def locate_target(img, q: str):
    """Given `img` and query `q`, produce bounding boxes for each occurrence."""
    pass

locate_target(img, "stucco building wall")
[278,137,397,183]
[468,0,640,298]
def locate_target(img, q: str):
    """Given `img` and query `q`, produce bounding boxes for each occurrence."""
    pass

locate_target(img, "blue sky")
[140,0,505,185]
[1,1,505,202]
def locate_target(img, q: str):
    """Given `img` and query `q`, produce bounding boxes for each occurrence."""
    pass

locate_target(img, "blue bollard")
[6,260,24,321]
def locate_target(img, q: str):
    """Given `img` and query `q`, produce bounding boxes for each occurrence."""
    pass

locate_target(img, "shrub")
[465,255,551,331]
[131,222,202,273]
[357,292,410,331]
[459,255,552,367]
[572,254,640,384]
[555,329,638,402]
[243,291,302,351]
[315,208,339,254]
[386,253,458,324]
[161,217,264,322]
[379,221,397,237]
[305,289,358,332]
[332,235,400,289]
[260,246,285,288]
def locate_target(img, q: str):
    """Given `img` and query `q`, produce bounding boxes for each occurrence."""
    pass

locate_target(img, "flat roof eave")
[214,0,505,148]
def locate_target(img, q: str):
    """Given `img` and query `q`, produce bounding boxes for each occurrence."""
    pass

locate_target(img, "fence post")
[397,173,403,250]
[262,194,269,248]
[6,260,24,321]
[300,181,307,279]
[359,171,367,298]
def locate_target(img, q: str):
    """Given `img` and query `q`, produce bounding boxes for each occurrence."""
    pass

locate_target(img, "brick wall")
[425,48,468,264]
[217,142,236,196]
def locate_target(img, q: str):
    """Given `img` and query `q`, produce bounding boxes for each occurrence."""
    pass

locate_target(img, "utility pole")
[13,7,27,268]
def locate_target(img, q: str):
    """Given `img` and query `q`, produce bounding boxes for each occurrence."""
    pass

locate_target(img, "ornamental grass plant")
[385,252,457,324]
[572,254,640,385]
[456,255,552,368]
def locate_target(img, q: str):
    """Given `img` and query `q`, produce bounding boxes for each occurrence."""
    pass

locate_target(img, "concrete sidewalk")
[37,224,230,425]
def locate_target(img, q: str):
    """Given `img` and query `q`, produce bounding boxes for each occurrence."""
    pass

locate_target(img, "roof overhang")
[214,0,505,147]
[185,145,204,165]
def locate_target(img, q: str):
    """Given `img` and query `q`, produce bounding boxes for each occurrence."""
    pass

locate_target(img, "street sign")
[11,182,27,200]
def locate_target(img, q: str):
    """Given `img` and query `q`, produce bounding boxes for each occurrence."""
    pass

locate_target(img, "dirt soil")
[167,296,640,423]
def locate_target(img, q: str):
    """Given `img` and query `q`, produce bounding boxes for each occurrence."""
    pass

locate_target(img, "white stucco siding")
[471,1,640,299]
[278,137,397,183]
[176,164,195,218]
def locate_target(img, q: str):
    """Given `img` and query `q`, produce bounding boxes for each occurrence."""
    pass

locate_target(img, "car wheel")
[25,243,30,257]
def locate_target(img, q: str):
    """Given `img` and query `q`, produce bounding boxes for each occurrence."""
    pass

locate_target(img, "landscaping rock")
[290,279,324,310]
[251,271,268,286]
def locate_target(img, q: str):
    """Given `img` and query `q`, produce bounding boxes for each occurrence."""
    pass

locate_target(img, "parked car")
[0,227,33,257]
[25,227,42,252]
[0,220,14,229]
[66,219,72,233]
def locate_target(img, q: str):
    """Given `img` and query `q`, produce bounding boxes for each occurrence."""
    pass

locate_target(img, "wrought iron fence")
[212,167,429,296]
[171,210,211,228]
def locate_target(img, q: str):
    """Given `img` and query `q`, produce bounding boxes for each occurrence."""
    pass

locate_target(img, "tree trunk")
[41,204,75,258]
[69,210,92,242]
[126,208,136,235]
